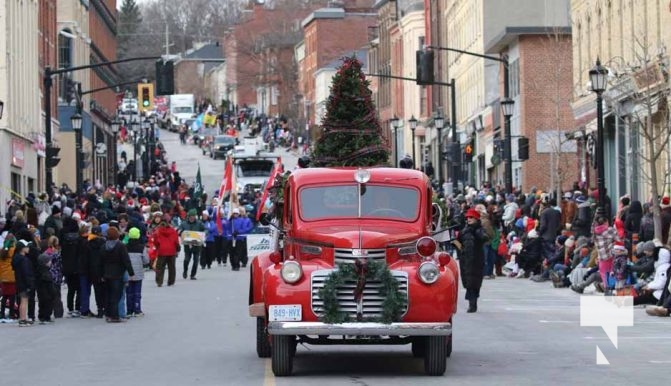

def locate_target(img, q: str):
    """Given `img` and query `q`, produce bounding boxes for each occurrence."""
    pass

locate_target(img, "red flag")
[216,157,234,234]
[256,157,283,221]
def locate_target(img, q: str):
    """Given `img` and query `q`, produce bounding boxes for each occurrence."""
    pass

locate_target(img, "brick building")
[225,1,322,114]
[487,31,578,193]
[301,1,377,125]
[38,0,58,189]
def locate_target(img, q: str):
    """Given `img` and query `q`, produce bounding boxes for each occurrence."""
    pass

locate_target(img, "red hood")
[294,223,422,249]
[156,226,175,237]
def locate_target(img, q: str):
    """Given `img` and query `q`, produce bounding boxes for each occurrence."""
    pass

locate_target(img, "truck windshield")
[173,106,193,114]
[299,184,419,221]
[236,160,275,177]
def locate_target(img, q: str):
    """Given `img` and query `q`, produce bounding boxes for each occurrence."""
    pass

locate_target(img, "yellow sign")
[181,231,205,246]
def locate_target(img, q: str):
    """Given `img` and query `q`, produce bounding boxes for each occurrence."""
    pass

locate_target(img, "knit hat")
[564,237,575,248]
[62,206,73,218]
[17,239,31,248]
[202,210,210,217]
[556,235,568,246]
[642,241,655,254]
[612,241,627,254]
[187,209,197,217]
[128,227,141,240]
[575,195,587,204]
[465,208,480,219]
[661,196,670,209]
[51,205,61,215]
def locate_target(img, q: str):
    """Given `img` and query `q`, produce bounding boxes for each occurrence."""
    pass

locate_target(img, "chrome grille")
[311,269,409,320]
[334,248,386,264]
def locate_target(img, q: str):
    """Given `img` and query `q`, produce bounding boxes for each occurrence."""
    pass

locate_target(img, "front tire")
[256,318,271,358]
[271,335,295,376]
[424,336,447,376]
[446,335,452,357]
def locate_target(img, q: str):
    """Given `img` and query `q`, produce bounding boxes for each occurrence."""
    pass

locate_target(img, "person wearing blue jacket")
[229,208,253,271]
[214,207,231,267]
[201,211,217,269]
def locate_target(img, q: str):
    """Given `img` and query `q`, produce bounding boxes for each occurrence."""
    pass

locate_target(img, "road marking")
[504,306,576,311]
[539,320,574,323]
[263,359,275,386]
[649,360,671,364]
[584,336,671,340]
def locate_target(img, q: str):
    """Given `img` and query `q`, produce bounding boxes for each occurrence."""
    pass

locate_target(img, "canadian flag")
[215,157,234,234]
[256,157,283,221]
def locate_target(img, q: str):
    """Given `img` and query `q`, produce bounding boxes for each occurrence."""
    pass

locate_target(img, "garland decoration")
[268,171,291,219]
[318,259,406,324]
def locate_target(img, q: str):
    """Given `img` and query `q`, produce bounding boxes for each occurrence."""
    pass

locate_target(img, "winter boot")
[467,299,477,313]
[495,261,504,276]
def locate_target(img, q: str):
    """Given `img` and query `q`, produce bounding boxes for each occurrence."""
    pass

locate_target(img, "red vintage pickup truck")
[249,167,459,376]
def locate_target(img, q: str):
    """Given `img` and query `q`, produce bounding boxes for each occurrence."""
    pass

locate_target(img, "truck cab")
[249,167,458,376]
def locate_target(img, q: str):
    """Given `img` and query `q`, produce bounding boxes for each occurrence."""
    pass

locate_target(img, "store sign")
[32,133,46,157]
[11,139,25,168]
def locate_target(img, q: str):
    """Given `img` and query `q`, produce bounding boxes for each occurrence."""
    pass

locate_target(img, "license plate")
[269,305,302,322]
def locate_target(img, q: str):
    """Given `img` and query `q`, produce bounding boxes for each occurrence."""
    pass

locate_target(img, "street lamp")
[0,100,4,119]
[111,118,121,188]
[589,58,609,216]
[434,111,445,187]
[391,116,401,167]
[501,98,515,194]
[409,115,418,169]
[143,117,151,180]
[71,112,83,193]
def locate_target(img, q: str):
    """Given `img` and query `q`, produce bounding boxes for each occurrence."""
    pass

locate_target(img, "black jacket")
[101,240,134,280]
[59,217,80,275]
[12,252,34,292]
[457,221,489,290]
[539,206,561,242]
[82,236,106,281]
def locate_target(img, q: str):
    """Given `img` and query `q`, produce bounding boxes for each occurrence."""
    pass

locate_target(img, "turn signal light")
[416,237,437,258]
[438,252,451,267]
[269,251,282,264]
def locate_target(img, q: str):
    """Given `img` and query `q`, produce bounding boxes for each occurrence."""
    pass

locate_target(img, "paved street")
[0,130,667,385]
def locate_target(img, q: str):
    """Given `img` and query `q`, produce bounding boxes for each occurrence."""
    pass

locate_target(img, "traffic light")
[464,140,474,163]
[63,76,76,104]
[442,142,460,163]
[156,59,175,95]
[46,146,61,168]
[138,83,154,111]
[518,137,529,160]
[416,50,434,85]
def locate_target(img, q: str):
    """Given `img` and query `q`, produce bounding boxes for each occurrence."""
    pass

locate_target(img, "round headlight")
[280,261,303,284]
[418,261,440,284]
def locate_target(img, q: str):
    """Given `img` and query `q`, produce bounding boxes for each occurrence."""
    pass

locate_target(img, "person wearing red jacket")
[153,216,180,287]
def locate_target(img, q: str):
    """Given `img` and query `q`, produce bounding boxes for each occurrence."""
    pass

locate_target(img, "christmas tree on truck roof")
[311,56,390,167]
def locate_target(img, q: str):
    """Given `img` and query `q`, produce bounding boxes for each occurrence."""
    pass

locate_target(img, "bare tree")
[606,37,671,241]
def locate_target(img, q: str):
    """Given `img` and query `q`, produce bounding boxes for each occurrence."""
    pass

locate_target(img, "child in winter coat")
[0,235,17,321]
[36,253,56,324]
[12,240,35,327]
[126,227,149,316]
[516,230,543,278]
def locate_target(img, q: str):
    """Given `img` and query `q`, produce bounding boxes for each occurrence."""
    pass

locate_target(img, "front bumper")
[268,321,452,336]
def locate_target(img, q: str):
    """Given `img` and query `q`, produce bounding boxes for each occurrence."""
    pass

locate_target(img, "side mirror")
[259,212,271,226]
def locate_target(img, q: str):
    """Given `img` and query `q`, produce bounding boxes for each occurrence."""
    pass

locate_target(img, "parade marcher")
[101,227,134,323]
[201,211,216,269]
[455,208,490,313]
[12,240,34,327]
[126,227,149,317]
[229,208,253,271]
[178,209,205,280]
[154,216,180,287]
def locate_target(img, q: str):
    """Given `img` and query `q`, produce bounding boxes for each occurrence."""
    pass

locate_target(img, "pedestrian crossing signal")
[464,142,474,162]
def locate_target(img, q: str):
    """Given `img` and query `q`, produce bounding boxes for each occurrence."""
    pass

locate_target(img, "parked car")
[206,135,238,159]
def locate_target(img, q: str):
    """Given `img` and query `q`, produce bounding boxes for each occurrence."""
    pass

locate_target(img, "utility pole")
[165,22,170,55]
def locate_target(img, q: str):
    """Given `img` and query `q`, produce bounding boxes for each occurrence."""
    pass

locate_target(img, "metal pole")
[411,128,416,169]
[596,93,606,215]
[133,134,137,182]
[44,68,53,194]
[450,78,459,186]
[113,132,118,188]
[394,127,399,167]
[503,59,513,194]
[437,126,443,187]
[75,129,82,194]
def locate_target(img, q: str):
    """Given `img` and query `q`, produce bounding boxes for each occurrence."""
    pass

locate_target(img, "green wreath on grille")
[318,259,406,324]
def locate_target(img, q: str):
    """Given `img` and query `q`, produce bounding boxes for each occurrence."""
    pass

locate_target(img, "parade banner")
[247,233,272,259]
[181,231,205,246]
